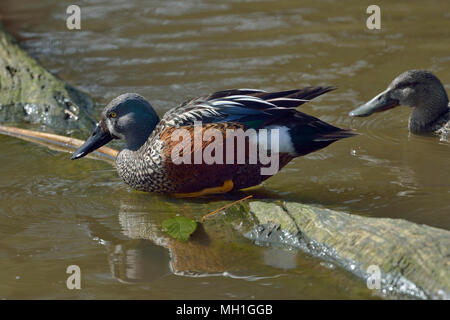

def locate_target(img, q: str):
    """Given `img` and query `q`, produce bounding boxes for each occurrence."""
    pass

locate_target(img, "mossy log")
[116,198,449,299]
[237,201,450,299]
[0,22,94,133]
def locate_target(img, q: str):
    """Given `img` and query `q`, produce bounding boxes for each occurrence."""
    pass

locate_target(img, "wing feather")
[158,86,336,129]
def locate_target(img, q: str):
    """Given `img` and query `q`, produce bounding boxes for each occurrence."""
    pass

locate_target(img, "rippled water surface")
[0,0,449,299]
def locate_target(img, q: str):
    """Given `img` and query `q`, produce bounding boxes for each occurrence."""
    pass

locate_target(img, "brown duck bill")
[349,89,399,117]
[71,124,113,160]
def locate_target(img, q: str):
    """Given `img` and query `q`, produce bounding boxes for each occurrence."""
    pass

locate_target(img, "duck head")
[349,70,449,133]
[71,93,160,160]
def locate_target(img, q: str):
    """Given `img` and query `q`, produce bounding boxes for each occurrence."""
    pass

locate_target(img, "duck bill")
[71,124,113,160]
[349,89,399,117]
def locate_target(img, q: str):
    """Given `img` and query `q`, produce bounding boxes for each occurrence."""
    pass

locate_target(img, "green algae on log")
[116,197,449,299]
[0,23,95,133]
[240,201,450,300]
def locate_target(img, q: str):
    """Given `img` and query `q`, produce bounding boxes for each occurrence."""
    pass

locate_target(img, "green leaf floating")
[162,216,197,242]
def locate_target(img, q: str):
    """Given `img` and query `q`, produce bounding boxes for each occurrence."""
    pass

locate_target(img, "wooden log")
[0,124,117,162]
[241,201,450,299]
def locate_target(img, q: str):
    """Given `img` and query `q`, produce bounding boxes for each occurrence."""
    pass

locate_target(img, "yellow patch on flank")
[174,179,234,198]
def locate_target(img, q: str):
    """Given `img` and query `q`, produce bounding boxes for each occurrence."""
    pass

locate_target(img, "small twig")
[0,124,118,160]
[201,195,253,222]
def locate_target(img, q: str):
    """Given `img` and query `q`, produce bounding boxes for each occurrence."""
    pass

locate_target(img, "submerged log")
[226,201,450,300]
[0,22,95,133]
[116,197,450,299]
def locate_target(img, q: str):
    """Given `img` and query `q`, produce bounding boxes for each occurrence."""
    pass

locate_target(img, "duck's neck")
[116,148,141,189]
[116,136,163,192]
[409,92,449,134]
[124,115,160,151]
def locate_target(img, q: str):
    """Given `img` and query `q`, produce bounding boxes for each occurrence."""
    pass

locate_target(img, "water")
[0,0,449,299]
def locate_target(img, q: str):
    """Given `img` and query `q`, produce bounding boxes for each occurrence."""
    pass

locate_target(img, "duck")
[71,87,355,197]
[349,70,450,138]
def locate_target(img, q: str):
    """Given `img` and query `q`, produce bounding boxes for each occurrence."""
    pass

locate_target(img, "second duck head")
[349,70,449,133]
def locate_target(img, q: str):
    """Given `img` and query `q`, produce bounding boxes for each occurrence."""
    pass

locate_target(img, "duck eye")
[110,112,117,118]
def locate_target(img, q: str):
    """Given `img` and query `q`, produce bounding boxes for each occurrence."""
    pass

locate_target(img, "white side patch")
[272,126,296,154]
[249,126,296,155]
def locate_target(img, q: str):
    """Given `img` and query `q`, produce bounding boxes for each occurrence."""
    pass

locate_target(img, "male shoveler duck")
[71,87,355,197]
[349,70,450,138]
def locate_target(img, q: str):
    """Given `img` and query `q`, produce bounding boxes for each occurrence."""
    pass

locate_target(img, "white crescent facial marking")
[106,118,125,139]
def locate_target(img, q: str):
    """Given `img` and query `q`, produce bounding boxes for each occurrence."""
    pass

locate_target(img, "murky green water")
[0,0,449,299]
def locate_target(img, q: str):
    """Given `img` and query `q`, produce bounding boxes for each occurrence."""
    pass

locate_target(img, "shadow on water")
[75,192,374,298]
